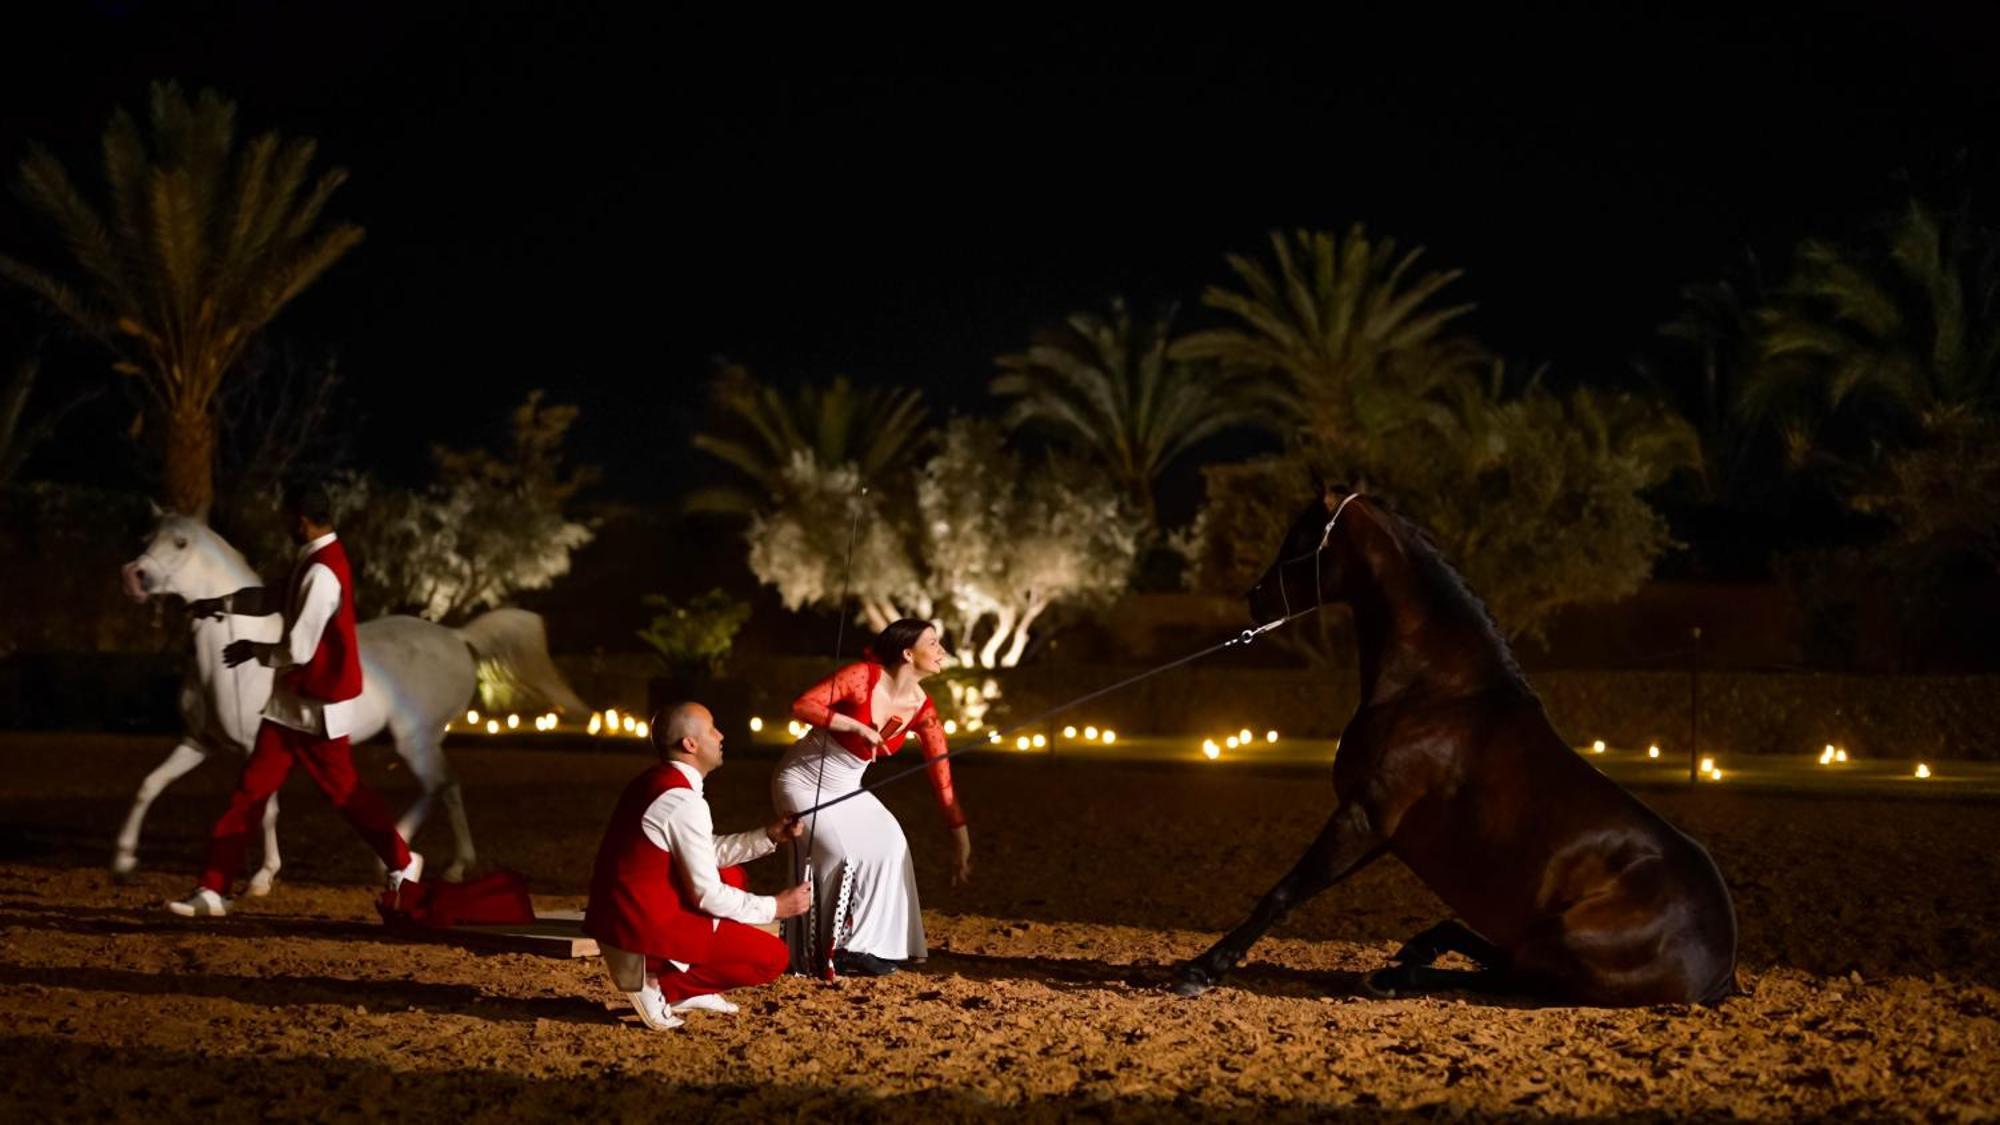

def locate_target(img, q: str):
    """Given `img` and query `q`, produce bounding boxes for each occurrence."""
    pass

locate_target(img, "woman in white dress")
[772,619,972,977]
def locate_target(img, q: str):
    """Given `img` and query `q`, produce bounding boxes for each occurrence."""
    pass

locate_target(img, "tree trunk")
[161,400,216,519]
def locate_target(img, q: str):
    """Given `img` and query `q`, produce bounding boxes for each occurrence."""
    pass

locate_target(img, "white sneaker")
[167,888,228,917]
[387,852,424,893]
[626,987,684,1031]
[671,993,740,1015]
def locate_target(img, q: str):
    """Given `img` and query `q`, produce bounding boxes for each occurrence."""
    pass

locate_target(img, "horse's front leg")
[113,741,209,878]
[1173,802,1386,997]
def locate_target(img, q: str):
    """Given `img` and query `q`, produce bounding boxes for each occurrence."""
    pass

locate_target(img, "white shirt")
[258,532,358,739]
[641,761,778,927]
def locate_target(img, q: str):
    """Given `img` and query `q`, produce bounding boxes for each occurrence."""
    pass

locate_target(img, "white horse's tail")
[455,608,590,715]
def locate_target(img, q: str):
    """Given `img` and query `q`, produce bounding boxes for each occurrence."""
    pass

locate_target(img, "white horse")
[115,512,588,889]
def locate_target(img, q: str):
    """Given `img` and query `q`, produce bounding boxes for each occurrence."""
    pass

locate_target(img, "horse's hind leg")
[1173,802,1386,997]
[438,778,474,882]
[246,793,281,896]
[1393,919,1506,969]
[399,729,473,881]
[113,740,208,878]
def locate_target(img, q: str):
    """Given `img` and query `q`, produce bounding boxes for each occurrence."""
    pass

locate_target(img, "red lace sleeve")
[791,662,872,728]
[913,700,966,830]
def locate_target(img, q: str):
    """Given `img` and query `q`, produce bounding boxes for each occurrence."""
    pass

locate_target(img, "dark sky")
[3,2,1997,503]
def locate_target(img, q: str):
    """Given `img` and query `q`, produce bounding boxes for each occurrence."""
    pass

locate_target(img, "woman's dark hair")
[870,618,935,669]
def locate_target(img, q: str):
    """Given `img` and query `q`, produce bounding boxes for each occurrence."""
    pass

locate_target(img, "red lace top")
[791,661,965,830]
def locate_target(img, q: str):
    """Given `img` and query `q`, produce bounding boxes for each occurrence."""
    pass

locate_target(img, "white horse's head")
[121,512,253,605]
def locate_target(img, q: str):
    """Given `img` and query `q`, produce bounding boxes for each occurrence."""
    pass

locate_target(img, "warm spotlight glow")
[635,721,649,739]
[943,720,958,735]
[506,713,519,729]
[1647,744,1661,759]
[1062,725,1076,739]
[605,708,620,730]
[1083,726,1099,741]
[1016,736,1031,751]
[466,710,479,725]
[485,720,499,734]
[622,716,636,734]
[1031,733,1047,748]
[1818,746,1835,765]
[1226,736,1240,749]
[1710,769,1724,782]
[1699,756,1715,774]
[988,731,1001,743]
[1915,763,1932,779]
[1237,729,1252,744]
[749,716,764,732]
[1102,730,1116,744]
[1591,740,1606,754]
[588,714,602,735]
[1266,730,1279,743]
[1202,741,1221,761]
[967,718,983,731]
[1835,749,1848,763]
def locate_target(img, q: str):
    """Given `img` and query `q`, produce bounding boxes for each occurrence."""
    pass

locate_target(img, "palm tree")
[1742,198,2000,483]
[686,363,930,515]
[0,82,364,516]
[1172,225,1481,454]
[991,297,1268,527]
[0,354,98,490]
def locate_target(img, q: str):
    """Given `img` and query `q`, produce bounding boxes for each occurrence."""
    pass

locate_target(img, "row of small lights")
[1201,729,1282,760]
[1582,739,1933,781]
[447,708,651,739]
[993,724,1120,752]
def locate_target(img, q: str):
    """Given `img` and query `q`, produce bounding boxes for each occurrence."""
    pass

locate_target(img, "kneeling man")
[584,702,809,1030]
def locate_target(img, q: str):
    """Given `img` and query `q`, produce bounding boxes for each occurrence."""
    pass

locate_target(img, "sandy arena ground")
[0,733,1994,1121]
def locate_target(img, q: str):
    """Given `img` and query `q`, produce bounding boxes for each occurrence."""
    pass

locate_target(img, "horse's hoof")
[245,873,277,897]
[1170,968,1215,998]
[1360,968,1406,999]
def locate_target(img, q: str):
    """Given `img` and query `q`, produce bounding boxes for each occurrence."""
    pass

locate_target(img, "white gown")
[772,730,926,966]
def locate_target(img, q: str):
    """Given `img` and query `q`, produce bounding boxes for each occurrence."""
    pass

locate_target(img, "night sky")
[2,3,1996,506]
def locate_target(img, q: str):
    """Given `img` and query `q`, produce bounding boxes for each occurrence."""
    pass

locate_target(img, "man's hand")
[765,814,805,845]
[186,596,226,620]
[773,881,813,920]
[222,639,260,668]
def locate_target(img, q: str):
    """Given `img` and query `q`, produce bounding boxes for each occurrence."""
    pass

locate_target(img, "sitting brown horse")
[1173,486,1737,1006]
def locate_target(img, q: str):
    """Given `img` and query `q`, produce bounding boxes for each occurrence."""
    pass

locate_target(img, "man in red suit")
[167,480,421,917]
[584,702,810,1031]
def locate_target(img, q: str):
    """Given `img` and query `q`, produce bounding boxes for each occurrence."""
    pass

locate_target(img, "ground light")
[1266,730,1278,743]
[1915,763,1932,779]
[749,716,763,732]
[1592,739,1606,754]
[1647,744,1661,759]
[1202,739,1221,760]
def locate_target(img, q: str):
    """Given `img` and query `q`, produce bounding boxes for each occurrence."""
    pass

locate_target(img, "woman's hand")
[949,825,972,887]
[836,714,885,747]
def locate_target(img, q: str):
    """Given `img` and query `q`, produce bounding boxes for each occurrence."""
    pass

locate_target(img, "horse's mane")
[1359,496,1527,686]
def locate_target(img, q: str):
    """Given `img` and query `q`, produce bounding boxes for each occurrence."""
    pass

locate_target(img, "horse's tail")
[454,608,590,716]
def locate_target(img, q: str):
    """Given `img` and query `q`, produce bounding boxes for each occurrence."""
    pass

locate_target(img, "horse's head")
[1246,483,1372,624]
[121,512,243,605]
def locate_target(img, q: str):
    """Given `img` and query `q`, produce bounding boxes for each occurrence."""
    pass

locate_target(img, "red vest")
[583,764,726,962]
[283,538,363,703]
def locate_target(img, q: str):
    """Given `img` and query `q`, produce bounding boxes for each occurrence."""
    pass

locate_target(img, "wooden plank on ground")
[439,909,781,959]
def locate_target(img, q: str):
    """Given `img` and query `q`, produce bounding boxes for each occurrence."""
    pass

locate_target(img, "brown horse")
[1173,486,1737,1006]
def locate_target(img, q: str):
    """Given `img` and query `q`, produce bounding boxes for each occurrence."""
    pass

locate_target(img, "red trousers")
[637,865,788,1003]
[200,719,412,894]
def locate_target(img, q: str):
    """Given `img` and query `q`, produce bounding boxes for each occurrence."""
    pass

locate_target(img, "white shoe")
[671,993,740,1015]
[387,852,423,893]
[167,888,228,917]
[626,987,684,1031]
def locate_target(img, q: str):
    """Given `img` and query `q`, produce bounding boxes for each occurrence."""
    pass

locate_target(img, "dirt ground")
[1,733,1994,1121]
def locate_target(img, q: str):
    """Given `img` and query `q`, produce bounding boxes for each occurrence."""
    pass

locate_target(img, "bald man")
[583,702,811,1030]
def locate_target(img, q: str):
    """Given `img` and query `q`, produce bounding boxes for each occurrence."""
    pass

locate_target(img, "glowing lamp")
[1203,741,1221,761]
[1063,725,1077,739]
[588,714,602,735]
[1835,749,1848,763]
[967,719,983,731]
[988,730,1001,743]
[1015,736,1031,751]
[1699,756,1715,774]
[1818,746,1834,765]
[635,721,649,739]
[605,709,620,730]
[505,713,519,729]
[1591,740,1606,754]
[485,720,499,734]
[749,716,764,732]
[1102,730,1116,745]
[1030,733,1045,748]
[1710,769,1725,782]
[1226,736,1240,749]
[1266,730,1279,743]
[1237,729,1252,744]
[466,710,479,725]
[1647,744,1661,759]
[1083,726,1099,741]
[1915,763,1932,779]
[943,720,957,735]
